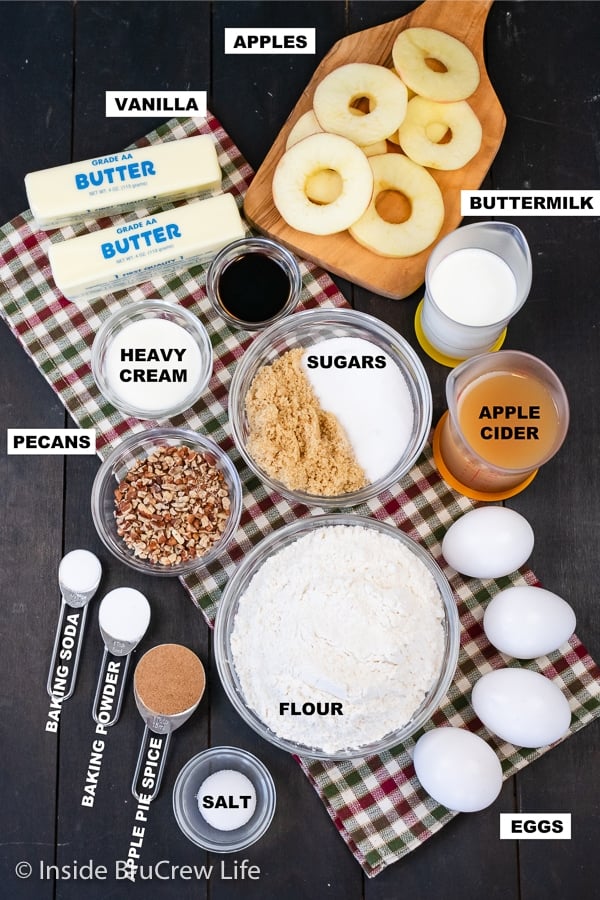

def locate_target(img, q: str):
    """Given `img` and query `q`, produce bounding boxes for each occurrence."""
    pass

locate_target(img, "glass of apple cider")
[434,350,569,499]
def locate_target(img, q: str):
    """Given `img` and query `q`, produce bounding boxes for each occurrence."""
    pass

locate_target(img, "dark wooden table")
[1,2,599,898]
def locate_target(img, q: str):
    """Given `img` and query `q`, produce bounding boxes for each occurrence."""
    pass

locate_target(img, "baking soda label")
[45,612,84,732]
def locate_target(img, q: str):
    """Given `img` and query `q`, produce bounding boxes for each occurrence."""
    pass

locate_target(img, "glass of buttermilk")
[418,221,532,365]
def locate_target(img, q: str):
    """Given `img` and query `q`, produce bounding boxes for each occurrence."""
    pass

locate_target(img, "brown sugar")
[134,644,206,715]
[244,348,367,495]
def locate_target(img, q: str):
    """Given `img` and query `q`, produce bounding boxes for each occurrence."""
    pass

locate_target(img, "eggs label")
[499,813,571,840]
[279,701,343,715]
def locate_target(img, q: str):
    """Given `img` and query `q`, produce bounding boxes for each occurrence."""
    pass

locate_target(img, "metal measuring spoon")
[46,549,102,701]
[131,644,205,802]
[92,588,151,728]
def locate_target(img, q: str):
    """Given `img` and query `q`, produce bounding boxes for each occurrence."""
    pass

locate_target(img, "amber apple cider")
[440,369,563,492]
[457,370,561,468]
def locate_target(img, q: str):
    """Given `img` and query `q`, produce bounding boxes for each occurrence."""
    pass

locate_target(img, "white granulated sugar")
[301,337,415,483]
[230,525,445,754]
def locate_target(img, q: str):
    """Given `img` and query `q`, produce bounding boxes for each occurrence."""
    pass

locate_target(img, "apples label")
[224,28,315,54]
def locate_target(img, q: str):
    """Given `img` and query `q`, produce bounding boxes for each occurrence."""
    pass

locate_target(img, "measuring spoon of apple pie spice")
[131,644,206,801]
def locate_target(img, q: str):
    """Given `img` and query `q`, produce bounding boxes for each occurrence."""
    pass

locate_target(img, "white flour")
[230,525,445,754]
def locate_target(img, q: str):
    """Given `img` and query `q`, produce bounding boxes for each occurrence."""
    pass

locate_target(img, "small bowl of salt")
[172,747,276,852]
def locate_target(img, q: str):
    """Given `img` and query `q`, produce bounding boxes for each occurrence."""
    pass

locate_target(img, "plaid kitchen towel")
[1,115,599,878]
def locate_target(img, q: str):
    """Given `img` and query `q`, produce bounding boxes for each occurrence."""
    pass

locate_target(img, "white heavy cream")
[48,193,245,304]
[104,317,204,414]
[429,248,518,326]
[25,135,222,230]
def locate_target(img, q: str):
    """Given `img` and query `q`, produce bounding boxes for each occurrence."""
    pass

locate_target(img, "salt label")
[197,770,257,831]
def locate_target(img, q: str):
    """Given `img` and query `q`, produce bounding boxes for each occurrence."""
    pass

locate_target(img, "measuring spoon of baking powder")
[47,549,102,701]
[131,644,206,802]
[91,587,151,728]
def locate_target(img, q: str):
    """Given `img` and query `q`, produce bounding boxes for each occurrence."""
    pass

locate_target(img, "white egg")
[484,585,576,659]
[442,506,534,579]
[471,668,571,748]
[413,727,503,813]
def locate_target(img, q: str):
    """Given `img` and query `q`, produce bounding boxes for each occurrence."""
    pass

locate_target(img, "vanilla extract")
[216,252,291,324]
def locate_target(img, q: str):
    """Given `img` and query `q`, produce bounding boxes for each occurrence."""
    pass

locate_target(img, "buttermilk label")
[105,90,207,118]
[461,189,600,216]
[224,28,315,54]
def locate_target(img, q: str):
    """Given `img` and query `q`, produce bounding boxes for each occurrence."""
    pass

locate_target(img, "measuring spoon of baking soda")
[91,588,151,728]
[131,644,206,801]
[47,549,102,701]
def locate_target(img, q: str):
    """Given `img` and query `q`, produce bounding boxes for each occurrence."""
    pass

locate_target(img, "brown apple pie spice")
[244,348,366,495]
[134,644,206,716]
[114,444,230,565]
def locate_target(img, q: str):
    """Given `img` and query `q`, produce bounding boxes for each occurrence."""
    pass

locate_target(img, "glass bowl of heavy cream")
[91,299,213,420]
[228,308,432,508]
[214,515,460,760]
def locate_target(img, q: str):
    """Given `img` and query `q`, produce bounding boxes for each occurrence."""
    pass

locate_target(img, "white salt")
[59,549,102,593]
[98,587,151,643]
[429,247,517,326]
[105,318,203,414]
[197,769,257,831]
[302,337,414,482]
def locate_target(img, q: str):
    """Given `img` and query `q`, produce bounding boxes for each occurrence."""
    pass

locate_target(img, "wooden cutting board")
[244,0,505,299]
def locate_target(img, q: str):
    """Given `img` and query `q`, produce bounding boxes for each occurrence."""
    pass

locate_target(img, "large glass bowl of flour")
[228,309,432,508]
[215,515,460,760]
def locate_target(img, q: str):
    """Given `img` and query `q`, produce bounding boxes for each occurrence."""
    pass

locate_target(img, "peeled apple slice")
[286,108,387,158]
[398,96,482,170]
[286,110,323,150]
[313,63,408,145]
[272,132,374,235]
[392,27,480,102]
[349,154,444,257]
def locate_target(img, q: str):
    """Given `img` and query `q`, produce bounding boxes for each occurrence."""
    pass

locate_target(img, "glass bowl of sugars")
[91,427,243,576]
[91,299,213,420]
[228,307,432,508]
[173,747,276,852]
[205,236,302,330]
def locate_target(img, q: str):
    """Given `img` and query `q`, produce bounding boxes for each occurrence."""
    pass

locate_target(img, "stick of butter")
[26,135,221,230]
[48,194,245,304]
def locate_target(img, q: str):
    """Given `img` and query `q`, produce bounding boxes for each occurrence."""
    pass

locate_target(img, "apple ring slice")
[349,154,444,258]
[272,132,373,235]
[398,96,482,170]
[392,27,480,102]
[314,63,408,145]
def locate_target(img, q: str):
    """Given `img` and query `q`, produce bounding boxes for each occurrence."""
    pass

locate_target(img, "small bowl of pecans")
[91,428,243,576]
